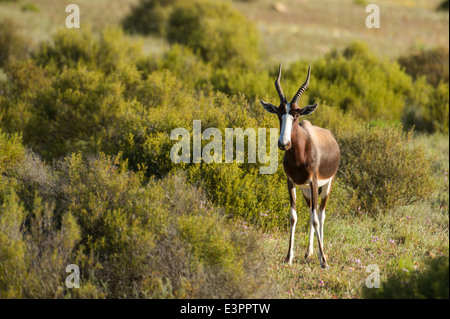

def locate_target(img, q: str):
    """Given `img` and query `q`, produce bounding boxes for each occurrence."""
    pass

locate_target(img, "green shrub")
[211,67,272,100]
[279,43,448,133]
[0,188,29,298]
[34,27,142,74]
[284,42,413,122]
[122,0,179,35]
[0,130,25,195]
[24,65,127,159]
[0,130,24,176]
[402,78,449,133]
[157,44,212,90]
[364,256,449,298]
[166,0,261,68]
[186,161,294,231]
[1,149,271,298]
[396,48,449,134]
[0,60,52,134]
[0,18,28,68]
[124,0,262,69]
[0,187,81,298]
[398,47,449,87]
[338,123,433,214]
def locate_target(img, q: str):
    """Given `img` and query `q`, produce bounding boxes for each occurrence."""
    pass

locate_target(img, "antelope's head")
[260,63,318,151]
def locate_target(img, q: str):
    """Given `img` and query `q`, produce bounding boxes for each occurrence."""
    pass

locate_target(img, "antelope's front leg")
[285,178,297,264]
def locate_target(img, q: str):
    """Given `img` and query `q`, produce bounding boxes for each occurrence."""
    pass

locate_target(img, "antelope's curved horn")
[291,64,311,105]
[275,63,287,104]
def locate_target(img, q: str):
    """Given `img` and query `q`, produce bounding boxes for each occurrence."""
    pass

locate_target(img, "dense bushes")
[1,28,438,222]
[338,123,433,214]
[0,150,269,298]
[398,47,449,87]
[284,43,411,121]
[398,47,449,133]
[124,0,261,69]
[0,190,81,298]
[402,78,449,134]
[122,1,448,133]
[166,0,261,68]
[25,65,127,159]
[278,42,449,134]
[123,0,179,36]
[34,27,142,74]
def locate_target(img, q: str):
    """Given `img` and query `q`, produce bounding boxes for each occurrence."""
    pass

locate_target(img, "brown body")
[284,120,340,186]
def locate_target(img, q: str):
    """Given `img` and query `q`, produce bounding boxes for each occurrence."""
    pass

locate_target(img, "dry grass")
[0,0,141,52]
[235,0,449,65]
[1,0,448,62]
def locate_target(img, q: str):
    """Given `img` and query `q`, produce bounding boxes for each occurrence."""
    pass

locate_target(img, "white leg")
[301,188,314,260]
[285,180,297,264]
[318,209,325,242]
[286,207,297,264]
[317,180,332,268]
[311,208,322,261]
[318,181,332,243]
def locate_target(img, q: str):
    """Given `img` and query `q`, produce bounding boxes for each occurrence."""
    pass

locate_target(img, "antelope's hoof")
[284,256,293,264]
[304,252,313,261]
[321,259,329,269]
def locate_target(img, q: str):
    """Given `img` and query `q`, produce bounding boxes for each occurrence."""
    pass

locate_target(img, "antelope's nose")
[278,140,291,150]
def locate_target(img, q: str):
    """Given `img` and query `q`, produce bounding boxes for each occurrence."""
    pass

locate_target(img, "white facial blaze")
[279,103,293,146]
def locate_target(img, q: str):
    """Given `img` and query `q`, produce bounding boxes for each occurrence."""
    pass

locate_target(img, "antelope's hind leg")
[317,178,333,268]
[301,187,314,261]
[310,179,329,269]
[285,178,297,264]
[319,179,332,243]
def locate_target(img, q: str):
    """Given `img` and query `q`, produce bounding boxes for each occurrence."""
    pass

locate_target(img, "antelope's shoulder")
[299,120,326,134]
[299,120,324,138]
[299,119,312,129]
[302,121,339,150]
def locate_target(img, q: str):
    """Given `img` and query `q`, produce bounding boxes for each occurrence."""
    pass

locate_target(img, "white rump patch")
[298,177,333,195]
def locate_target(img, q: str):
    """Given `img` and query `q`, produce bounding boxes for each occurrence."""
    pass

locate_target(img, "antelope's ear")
[260,100,278,114]
[296,102,318,116]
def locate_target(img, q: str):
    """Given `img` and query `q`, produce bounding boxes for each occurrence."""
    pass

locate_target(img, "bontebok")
[260,64,340,268]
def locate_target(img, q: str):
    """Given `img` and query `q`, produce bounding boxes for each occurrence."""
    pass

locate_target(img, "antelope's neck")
[287,120,308,166]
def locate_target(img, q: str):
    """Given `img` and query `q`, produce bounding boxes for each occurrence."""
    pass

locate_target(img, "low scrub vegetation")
[0,18,29,68]
[0,25,440,227]
[0,143,269,298]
